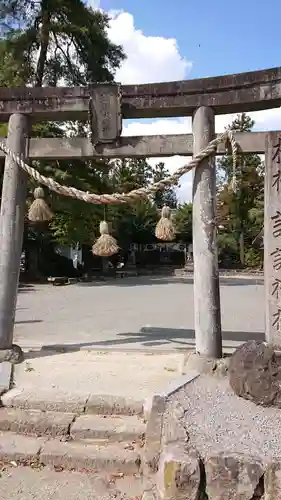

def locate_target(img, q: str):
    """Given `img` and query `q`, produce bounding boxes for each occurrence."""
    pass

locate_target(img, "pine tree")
[0,0,125,87]
[173,203,192,243]
[217,113,264,266]
[0,2,125,277]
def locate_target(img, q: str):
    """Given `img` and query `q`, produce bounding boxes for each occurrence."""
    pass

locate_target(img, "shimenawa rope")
[0,130,238,254]
[0,130,237,205]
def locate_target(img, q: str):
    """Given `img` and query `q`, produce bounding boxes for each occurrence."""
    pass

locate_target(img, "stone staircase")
[0,393,146,475]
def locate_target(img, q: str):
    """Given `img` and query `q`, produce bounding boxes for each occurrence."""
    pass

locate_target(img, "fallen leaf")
[124,444,134,450]
[110,472,124,478]
[54,465,64,472]
[25,363,35,372]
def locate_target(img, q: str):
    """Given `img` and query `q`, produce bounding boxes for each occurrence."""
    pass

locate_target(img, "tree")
[152,162,177,209]
[0,2,125,277]
[109,158,153,193]
[0,0,125,87]
[173,203,192,243]
[217,113,264,266]
[0,7,179,274]
[0,37,31,87]
[0,0,125,235]
[108,158,167,250]
[110,200,158,251]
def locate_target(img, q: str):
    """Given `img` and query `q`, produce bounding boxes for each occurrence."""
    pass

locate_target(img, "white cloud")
[107,11,191,84]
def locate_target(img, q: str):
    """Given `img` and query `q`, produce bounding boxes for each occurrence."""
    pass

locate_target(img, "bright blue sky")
[100,0,280,79]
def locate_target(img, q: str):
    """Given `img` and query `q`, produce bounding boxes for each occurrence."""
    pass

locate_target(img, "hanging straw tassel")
[155,205,176,241]
[28,187,54,222]
[92,221,119,257]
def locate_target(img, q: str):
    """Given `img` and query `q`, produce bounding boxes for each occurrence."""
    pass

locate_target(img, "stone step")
[0,408,146,443]
[1,388,144,416]
[0,408,75,438]
[0,432,141,474]
[86,395,144,416]
[70,414,145,442]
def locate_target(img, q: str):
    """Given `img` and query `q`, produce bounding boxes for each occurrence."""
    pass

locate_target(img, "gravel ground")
[0,466,142,500]
[170,375,281,464]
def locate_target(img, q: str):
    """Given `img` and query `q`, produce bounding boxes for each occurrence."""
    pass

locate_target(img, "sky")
[86,0,281,202]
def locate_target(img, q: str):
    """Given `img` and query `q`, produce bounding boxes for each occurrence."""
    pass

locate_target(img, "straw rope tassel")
[92,220,119,257]
[155,205,176,241]
[28,187,54,222]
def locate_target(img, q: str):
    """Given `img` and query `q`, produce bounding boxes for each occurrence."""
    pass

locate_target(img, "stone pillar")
[192,106,222,358]
[264,132,281,346]
[0,114,28,358]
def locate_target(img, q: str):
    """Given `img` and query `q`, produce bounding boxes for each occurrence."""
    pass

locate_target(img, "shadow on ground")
[15,320,43,325]
[24,326,265,359]
[77,276,264,287]
[18,284,37,293]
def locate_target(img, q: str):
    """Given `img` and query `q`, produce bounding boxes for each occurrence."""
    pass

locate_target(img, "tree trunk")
[239,230,245,266]
[101,257,109,274]
[30,7,50,278]
[35,10,50,87]
[27,246,41,281]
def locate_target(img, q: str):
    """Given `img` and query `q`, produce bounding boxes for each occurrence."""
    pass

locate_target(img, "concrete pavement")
[9,351,189,405]
[14,275,265,352]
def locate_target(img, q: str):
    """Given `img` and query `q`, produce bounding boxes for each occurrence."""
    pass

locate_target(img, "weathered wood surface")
[0,114,28,349]
[264,132,281,346]
[0,132,269,159]
[192,106,222,358]
[0,66,281,120]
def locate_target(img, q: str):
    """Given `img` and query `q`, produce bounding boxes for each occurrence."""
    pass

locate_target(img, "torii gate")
[0,66,280,364]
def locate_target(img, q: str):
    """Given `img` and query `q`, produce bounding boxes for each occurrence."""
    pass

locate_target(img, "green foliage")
[152,162,177,209]
[244,247,263,268]
[217,232,239,267]
[217,112,264,267]
[0,0,125,86]
[0,37,31,87]
[0,0,125,253]
[173,203,192,243]
[109,200,158,249]
[109,158,153,193]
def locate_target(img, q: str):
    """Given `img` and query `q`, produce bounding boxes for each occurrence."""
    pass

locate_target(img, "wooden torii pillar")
[0,114,28,363]
[193,106,222,358]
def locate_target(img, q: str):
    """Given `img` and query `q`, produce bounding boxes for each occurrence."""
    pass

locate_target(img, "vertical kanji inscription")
[265,133,281,345]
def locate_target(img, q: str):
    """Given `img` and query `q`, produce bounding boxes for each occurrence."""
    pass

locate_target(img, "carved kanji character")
[273,137,281,163]
[272,278,281,298]
[271,248,281,270]
[272,169,281,193]
[272,308,281,330]
[272,211,281,238]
